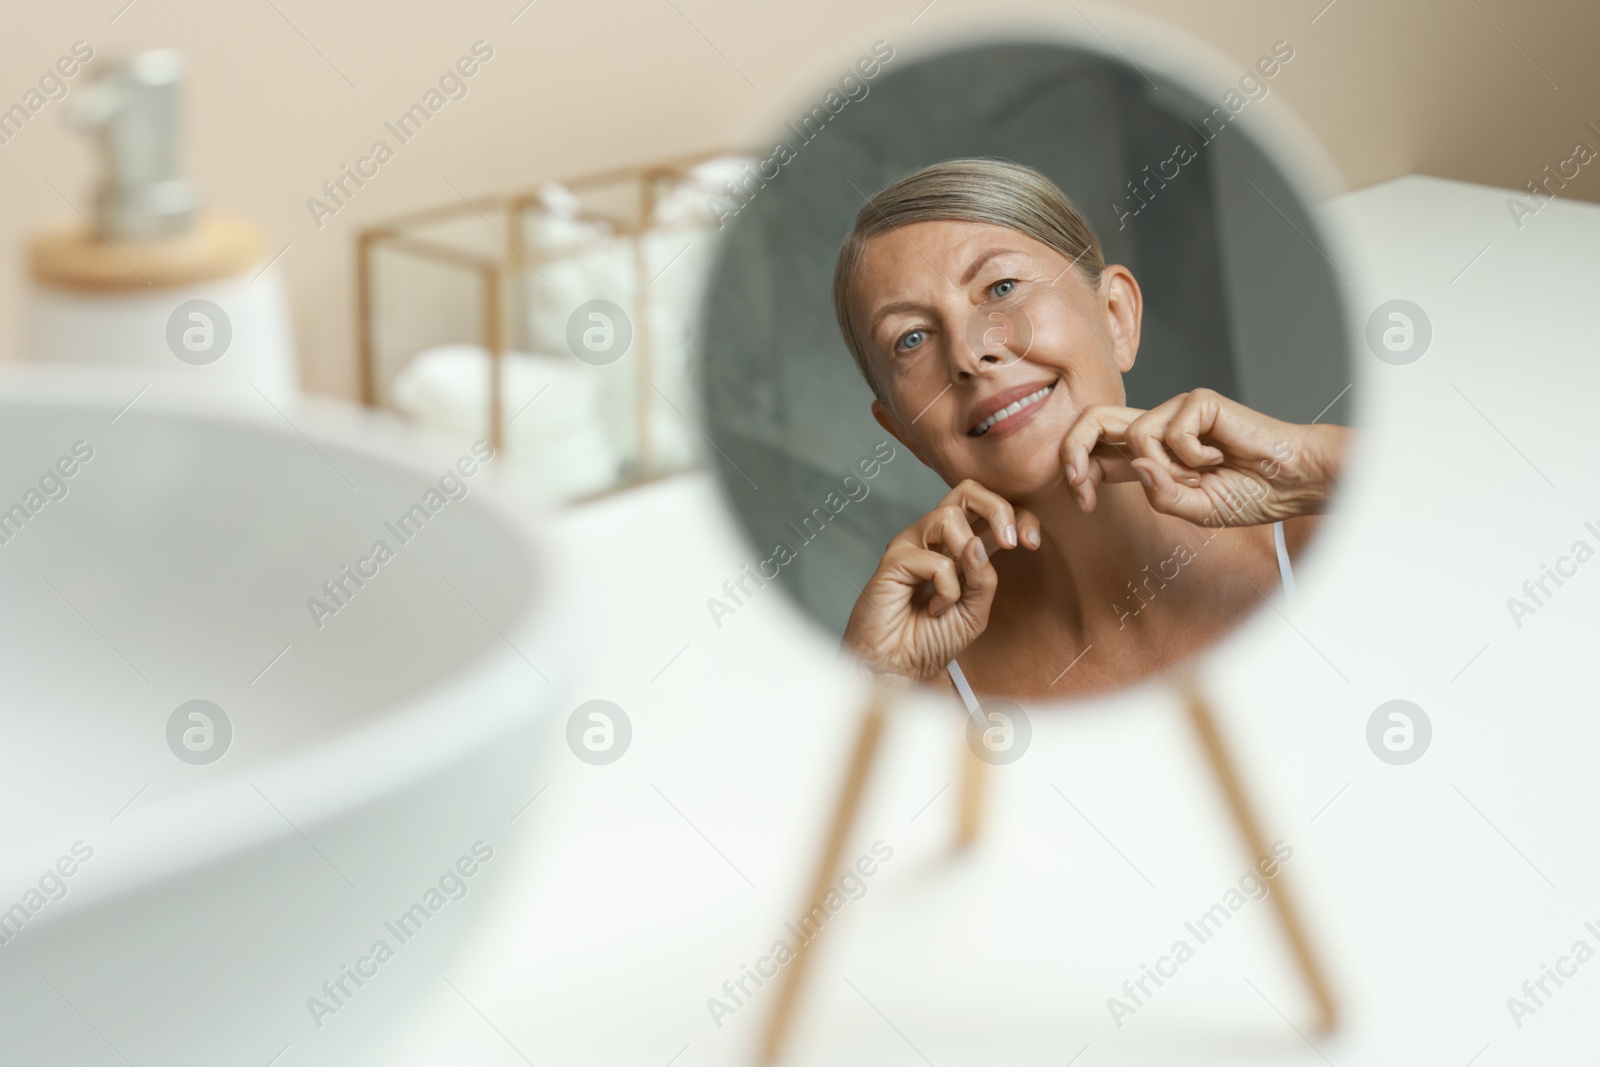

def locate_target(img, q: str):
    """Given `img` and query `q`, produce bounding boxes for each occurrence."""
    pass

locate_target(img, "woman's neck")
[1003,477,1211,633]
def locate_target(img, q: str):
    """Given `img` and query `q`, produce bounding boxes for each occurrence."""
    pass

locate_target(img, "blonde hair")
[832,158,1105,402]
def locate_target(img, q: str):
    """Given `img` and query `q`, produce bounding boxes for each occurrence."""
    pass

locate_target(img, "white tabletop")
[384,175,1600,1066]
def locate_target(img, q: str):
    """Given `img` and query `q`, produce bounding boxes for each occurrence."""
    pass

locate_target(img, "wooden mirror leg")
[758,686,890,1064]
[1180,679,1340,1034]
[956,729,986,850]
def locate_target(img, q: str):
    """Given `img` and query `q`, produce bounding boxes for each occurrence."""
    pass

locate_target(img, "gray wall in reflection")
[700,43,1351,638]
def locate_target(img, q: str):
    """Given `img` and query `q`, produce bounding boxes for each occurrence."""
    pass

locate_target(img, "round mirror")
[700,28,1355,703]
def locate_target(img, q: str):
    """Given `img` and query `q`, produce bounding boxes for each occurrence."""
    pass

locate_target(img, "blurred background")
[4,2,1600,1066]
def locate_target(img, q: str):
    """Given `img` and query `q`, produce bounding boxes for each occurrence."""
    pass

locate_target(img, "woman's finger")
[1014,506,1043,549]
[887,545,964,614]
[1061,404,1142,484]
[1072,439,1148,512]
[1164,427,1226,470]
[1088,440,1140,482]
[1125,405,1205,485]
[1163,392,1230,469]
[921,504,981,566]
[957,534,998,606]
[942,479,1019,549]
[1131,458,1209,522]
[1178,389,1288,468]
[1073,447,1108,511]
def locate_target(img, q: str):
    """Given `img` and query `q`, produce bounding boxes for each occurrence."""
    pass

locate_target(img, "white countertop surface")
[381,175,1600,1066]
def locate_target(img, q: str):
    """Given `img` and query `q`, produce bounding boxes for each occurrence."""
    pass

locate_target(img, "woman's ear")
[871,398,928,467]
[1099,264,1143,374]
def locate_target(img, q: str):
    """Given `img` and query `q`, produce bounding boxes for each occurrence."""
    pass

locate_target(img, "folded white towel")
[392,343,622,503]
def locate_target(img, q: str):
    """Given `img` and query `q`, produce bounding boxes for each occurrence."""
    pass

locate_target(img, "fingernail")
[1024,527,1040,548]
[1005,523,1017,547]
[974,540,988,565]
[1136,467,1152,486]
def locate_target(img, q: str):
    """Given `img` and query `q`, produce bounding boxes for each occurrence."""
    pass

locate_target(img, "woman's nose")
[949,317,1016,378]
[948,336,985,379]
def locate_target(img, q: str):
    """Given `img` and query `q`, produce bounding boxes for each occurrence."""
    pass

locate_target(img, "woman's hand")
[842,480,1041,682]
[1059,389,1349,527]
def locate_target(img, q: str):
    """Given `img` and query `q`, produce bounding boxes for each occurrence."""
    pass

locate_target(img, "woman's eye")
[895,329,927,353]
[989,278,1018,299]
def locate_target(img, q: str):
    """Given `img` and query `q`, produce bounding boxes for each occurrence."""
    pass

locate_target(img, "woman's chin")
[968,421,1074,499]
[968,460,1067,502]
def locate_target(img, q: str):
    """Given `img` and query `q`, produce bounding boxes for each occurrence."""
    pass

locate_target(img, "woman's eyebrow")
[869,300,924,332]
[959,248,1022,285]
[868,249,1025,330]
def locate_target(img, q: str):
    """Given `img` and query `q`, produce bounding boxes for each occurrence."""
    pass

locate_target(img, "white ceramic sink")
[0,368,567,1067]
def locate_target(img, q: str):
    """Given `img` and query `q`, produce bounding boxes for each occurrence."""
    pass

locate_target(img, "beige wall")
[2,0,1593,397]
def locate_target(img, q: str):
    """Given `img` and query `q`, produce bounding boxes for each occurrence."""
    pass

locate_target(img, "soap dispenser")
[25,49,298,398]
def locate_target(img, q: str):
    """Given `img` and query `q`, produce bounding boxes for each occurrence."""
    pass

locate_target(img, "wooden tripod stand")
[757,675,1338,1062]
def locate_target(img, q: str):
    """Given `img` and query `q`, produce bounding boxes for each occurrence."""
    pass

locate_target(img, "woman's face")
[853,220,1142,499]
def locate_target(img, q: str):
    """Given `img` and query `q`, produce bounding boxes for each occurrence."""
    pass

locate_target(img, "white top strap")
[945,657,987,726]
[1273,519,1296,601]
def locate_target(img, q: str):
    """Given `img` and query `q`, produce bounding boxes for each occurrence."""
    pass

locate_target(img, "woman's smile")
[967,377,1061,439]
